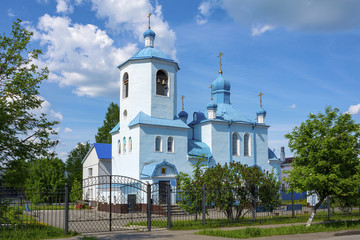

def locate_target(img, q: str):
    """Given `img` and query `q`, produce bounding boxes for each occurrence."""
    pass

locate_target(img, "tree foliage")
[25,157,66,203]
[285,106,360,226]
[65,141,91,187]
[0,19,58,166]
[95,102,119,143]
[177,159,281,222]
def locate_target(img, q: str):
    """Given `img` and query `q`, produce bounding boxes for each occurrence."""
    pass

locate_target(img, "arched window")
[118,139,121,154]
[244,133,251,156]
[167,137,174,153]
[156,70,168,96]
[232,132,240,156]
[129,137,132,152]
[123,137,126,153]
[155,136,162,152]
[123,72,129,98]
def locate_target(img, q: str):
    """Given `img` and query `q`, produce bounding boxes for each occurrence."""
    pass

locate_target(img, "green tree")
[1,159,29,187]
[259,170,282,214]
[0,19,58,168]
[177,156,207,219]
[26,157,66,203]
[69,178,83,203]
[65,142,91,187]
[95,102,119,143]
[285,106,360,226]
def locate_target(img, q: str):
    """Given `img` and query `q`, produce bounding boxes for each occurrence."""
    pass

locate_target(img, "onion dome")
[207,101,218,109]
[212,74,230,92]
[178,110,188,118]
[143,28,156,38]
[256,107,267,115]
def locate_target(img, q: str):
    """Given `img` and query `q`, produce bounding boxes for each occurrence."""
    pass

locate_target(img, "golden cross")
[181,95,185,110]
[258,92,264,107]
[147,13,151,29]
[217,52,224,74]
[209,84,214,100]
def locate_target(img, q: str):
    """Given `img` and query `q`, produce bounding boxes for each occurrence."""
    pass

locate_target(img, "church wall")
[119,61,152,128]
[112,127,141,179]
[82,147,99,178]
[211,122,231,165]
[151,61,178,119]
[99,159,112,176]
[138,125,190,177]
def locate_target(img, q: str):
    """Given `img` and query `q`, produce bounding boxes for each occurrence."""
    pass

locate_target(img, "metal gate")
[65,175,171,233]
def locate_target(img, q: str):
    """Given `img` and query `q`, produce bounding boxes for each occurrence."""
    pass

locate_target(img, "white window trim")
[155,136,162,152]
[167,136,175,153]
[232,132,240,156]
[244,133,251,157]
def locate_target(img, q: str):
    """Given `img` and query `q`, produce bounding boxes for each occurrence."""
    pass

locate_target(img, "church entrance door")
[159,181,170,204]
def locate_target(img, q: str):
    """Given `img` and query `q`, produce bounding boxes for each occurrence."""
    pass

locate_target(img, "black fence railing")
[1,180,360,235]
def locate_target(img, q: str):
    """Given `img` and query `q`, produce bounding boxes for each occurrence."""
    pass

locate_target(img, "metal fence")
[1,179,360,235]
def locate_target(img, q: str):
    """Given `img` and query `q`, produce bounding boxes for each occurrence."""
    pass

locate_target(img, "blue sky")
[1,0,360,160]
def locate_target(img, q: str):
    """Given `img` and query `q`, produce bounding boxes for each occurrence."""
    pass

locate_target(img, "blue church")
[105,24,281,188]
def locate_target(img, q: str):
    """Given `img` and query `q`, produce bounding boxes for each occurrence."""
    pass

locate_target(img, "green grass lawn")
[196,219,360,239]
[0,224,77,240]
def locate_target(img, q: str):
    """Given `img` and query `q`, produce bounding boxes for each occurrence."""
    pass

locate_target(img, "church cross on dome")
[258,92,264,107]
[181,95,185,110]
[147,13,151,29]
[209,84,214,100]
[217,52,224,74]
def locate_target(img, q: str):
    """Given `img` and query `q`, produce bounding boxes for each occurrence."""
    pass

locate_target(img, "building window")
[118,139,121,154]
[155,136,162,152]
[167,136,174,153]
[129,137,132,152]
[123,72,129,98]
[156,70,168,96]
[244,133,251,156]
[232,132,240,156]
[123,137,126,153]
[123,110,127,120]
[88,168,93,177]
[161,168,166,174]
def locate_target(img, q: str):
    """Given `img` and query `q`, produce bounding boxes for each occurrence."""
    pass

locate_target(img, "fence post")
[109,175,112,232]
[167,183,171,230]
[64,184,69,235]
[292,191,295,218]
[147,183,151,232]
[327,195,331,219]
[252,185,256,222]
[202,184,206,226]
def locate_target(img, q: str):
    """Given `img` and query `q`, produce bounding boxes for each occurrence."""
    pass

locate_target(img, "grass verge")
[128,211,360,230]
[196,220,360,239]
[0,224,77,240]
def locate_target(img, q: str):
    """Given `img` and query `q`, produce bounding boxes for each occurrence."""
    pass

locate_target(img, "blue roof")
[178,110,188,118]
[117,47,179,69]
[128,112,189,129]
[207,100,218,109]
[94,143,111,159]
[141,160,178,178]
[213,74,230,91]
[109,122,120,134]
[188,140,213,159]
[215,103,253,122]
[268,148,278,160]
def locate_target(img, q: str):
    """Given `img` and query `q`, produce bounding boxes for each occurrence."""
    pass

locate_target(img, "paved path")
[54,222,360,240]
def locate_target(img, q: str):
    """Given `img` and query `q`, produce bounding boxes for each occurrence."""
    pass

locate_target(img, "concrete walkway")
[53,222,360,240]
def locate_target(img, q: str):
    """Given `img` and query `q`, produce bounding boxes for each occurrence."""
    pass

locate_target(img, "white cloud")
[56,0,73,14]
[90,0,176,59]
[290,104,296,109]
[31,96,63,121]
[251,24,274,36]
[34,14,137,97]
[347,103,360,115]
[7,9,15,18]
[64,127,73,133]
[197,0,360,34]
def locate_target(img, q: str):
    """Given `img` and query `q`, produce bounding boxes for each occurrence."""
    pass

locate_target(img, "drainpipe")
[252,122,257,166]
[228,120,233,163]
